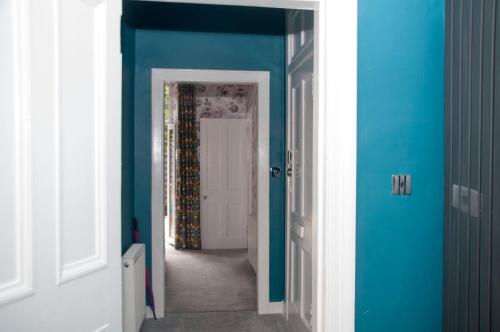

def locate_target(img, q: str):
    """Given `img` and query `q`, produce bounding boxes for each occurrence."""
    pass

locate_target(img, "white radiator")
[122,243,146,332]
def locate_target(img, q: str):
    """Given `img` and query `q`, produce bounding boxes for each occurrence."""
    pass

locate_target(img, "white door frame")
[146,1,357,331]
[151,69,275,315]
[164,123,176,246]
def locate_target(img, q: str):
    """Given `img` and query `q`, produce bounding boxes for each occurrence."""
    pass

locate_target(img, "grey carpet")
[164,245,257,313]
[141,311,291,332]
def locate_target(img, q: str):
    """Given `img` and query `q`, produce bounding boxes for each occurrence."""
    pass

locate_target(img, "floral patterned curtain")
[175,84,201,249]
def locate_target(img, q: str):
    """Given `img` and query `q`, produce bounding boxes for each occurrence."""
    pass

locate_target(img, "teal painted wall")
[121,23,135,253]
[356,0,445,331]
[123,2,287,301]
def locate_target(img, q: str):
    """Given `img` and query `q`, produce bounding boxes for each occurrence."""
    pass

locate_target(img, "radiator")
[122,243,146,332]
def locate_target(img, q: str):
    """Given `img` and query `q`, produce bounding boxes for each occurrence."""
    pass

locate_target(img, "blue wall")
[121,23,135,253]
[123,2,287,301]
[356,1,445,331]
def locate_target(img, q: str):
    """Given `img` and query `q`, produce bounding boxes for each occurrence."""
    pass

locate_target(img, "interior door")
[286,9,314,332]
[0,1,122,331]
[200,118,250,249]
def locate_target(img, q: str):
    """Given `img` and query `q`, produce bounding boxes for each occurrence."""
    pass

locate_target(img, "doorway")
[157,80,264,321]
[151,69,274,315]
[121,1,358,331]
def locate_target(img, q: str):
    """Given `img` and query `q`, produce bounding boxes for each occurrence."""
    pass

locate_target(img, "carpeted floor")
[140,245,291,332]
[141,311,292,332]
[164,245,257,313]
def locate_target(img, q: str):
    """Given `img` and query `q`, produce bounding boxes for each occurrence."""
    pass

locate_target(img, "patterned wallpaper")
[195,84,249,119]
[167,82,252,121]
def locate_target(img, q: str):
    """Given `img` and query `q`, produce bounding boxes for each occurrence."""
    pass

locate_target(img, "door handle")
[203,195,207,200]
[287,168,292,177]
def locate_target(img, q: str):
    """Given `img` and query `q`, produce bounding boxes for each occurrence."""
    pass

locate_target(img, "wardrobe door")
[444,0,500,331]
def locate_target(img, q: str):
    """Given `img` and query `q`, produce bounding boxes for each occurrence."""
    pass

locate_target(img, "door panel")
[0,0,32,306]
[58,0,108,280]
[200,119,250,249]
[0,0,122,331]
[286,9,314,331]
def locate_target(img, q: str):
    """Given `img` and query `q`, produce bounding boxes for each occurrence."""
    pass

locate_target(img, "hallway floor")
[141,311,292,332]
[140,245,291,332]
[164,245,256,312]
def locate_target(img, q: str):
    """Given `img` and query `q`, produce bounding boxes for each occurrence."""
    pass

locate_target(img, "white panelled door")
[0,0,122,331]
[286,9,314,332]
[200,119,250,249]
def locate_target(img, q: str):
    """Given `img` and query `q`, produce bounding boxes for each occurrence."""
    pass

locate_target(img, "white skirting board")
[146,303,282,317]
[263,301,284,315]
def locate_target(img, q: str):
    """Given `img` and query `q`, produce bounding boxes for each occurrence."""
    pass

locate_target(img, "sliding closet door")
[444,0,500,331]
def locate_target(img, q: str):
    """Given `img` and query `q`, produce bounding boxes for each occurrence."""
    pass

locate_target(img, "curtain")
[175,84,201,249]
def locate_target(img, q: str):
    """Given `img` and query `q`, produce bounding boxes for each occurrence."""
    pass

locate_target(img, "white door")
[286,9,314,332]
[200,119,250,249]
[0,1,122,331]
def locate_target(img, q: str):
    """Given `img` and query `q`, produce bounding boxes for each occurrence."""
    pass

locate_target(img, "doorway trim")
[144,1,358,331]
[151,68,274,316]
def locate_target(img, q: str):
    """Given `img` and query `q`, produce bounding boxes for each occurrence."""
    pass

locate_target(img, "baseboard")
[260,301,284,315]
[148,302,282,317]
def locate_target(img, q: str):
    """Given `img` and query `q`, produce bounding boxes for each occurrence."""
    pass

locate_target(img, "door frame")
[164,123,176,246]
[151,69,274,315]
[145,1,357,331]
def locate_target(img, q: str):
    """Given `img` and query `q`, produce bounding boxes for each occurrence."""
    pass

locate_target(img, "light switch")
[392,174,411,196]
[392,175,401,194]
[404,175,411,195]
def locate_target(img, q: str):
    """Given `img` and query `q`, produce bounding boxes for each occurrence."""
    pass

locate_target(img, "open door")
[0,1,122,331]
[286,9,314,332]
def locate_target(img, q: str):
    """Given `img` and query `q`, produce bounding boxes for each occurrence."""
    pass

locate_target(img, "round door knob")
[203,195,208,200]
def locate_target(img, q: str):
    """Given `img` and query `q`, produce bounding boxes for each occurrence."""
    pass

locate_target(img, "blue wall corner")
[123,2,287,302]
[356,0,445,331]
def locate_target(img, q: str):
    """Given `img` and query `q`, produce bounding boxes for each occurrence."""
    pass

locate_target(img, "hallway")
[164,245,256,312]
[140,246,291,331]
